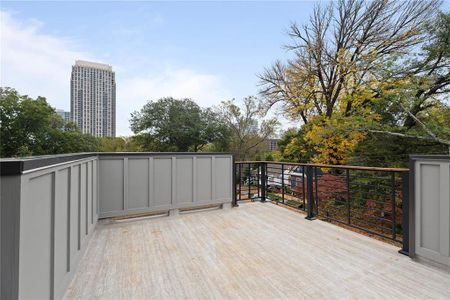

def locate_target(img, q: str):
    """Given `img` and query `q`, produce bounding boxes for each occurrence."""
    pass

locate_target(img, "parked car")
[260,166,308,189]
[284,166,306,188]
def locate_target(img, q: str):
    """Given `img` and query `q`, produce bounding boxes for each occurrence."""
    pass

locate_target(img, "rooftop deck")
[64,202,450,299]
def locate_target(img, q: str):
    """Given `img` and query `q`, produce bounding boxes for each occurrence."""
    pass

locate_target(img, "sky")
[0,1,322,136]
[3,1,448,136]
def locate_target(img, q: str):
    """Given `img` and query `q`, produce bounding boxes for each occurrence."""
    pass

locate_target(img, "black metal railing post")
[238,164,242,201]
[261,162,267,202]
[232,158,238,207]
[248,163,251,200]
[314,167,319,215]
[302,166,306,210]
[281,163,285,204]
[257,163,261,199]
[305,165,315,220]
[399,171,410,256]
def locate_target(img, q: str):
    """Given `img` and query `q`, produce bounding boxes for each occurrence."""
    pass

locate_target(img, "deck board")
[64,202,450,299]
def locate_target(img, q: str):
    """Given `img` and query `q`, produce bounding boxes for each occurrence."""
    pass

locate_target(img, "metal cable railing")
[234,161,410,255]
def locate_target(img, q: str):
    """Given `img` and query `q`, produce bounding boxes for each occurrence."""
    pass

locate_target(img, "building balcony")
[1,153,449,299]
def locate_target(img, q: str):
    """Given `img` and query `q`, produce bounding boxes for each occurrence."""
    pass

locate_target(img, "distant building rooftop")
[74,60,113,72]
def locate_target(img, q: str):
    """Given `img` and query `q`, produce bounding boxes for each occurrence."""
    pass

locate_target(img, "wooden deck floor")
[64,202,450,299]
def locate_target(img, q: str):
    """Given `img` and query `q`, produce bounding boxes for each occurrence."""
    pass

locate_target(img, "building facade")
[56,109,70,124]
[70,60,116,137]
[265,138,279,151]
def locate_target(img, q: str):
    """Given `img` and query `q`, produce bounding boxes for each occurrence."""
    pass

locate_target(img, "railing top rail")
[1,153,97,176]
[98,152,232,158]
[410,155,450,160]
[235,161,409,173]
[1,152,232,176]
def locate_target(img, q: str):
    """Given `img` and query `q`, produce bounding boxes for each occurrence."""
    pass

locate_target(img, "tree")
[130,97,229,152]
[198,107,232,152]
[255,150,280,162]
[259,0,440,122]
[303,115,371,164]
[277,127,314,162]
[1,87,58,156]
[0,87,99,157]
[258,0,447,164]
[265,152,274,161]
[349,131,448,168]
[367,11,450,152]
[98,137,142,152]
[47,124,100,154]
[401,12,450,129]
[216,96,279,160]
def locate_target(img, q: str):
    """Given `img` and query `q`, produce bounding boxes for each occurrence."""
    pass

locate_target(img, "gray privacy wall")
[0,153,233,300]
[410,156,450,268]
[1,156,98,300]
[98,154,233,218]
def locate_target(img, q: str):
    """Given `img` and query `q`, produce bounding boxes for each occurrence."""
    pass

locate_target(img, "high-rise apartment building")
[70,60,116,137]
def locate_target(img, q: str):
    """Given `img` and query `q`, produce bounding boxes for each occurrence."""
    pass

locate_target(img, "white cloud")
[1,10,231,136]
[0,10,92,109]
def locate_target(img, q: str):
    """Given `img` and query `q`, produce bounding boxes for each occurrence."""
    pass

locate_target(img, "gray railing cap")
[410,155,450,160]
[0,153,96,176]
[0,152,232,176]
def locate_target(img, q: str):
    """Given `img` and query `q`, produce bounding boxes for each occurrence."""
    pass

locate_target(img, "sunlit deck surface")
[64,202,450,299]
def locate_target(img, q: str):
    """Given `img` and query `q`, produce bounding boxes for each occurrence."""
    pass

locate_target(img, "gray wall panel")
[98,154,232,217]
[419,164,440,252]
[1,157,98,299]
[87,161,93,233]
[0,175,21,299]
[196,157,212,202]
[16,158,98,299]
[99,159,124,213]
[80,163,87,245]
[128,158,149,209]
[54,168,70,292]
[2,153,232,299]
[215,157,232,201]
[153,158,172,206]
[175,158,193,204]
[70,166,80,256]
[19,173,54,299]
[414,158,450,268]
[93,160,98,219]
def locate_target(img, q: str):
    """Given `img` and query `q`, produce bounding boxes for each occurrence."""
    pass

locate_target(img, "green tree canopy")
[98,137,142,152]
[0,87,99,157]
[258,1,449,165]
[216,96,279,160]
[277,127,315,163]
[130,97,229,152]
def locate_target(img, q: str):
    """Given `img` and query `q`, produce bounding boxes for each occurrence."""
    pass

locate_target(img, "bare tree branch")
[259,0,441,122]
